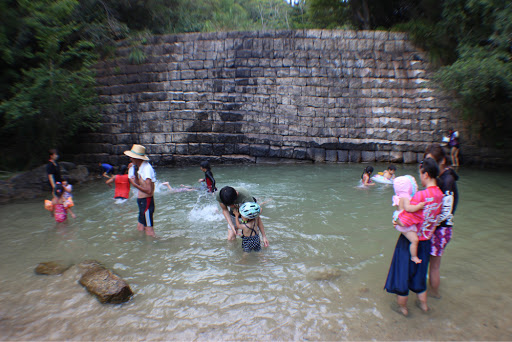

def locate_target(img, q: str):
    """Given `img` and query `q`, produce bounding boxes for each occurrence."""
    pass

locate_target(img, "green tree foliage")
[307,0,350,29]
[171,0,294,33]
[396,0,512,146]
[306,0,430,31]
[433,1,512,146]
[97,0,179,34]
[1,0,510,169]
[0,0,101,169]
[305,0,512,147]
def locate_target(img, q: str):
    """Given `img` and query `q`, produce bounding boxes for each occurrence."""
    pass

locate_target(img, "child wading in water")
[52,183,76,223]
[361,166,375,186]
[392,176,425,264]
[61,177,73,201]
[198,160,217,193]
[234,202,269,252]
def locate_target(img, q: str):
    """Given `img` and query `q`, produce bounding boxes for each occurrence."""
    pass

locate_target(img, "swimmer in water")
[161,182,196,193]
[361,166,375,186]
[382,165,397,180]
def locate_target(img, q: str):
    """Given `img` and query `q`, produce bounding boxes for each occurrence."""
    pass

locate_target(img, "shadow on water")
[0,163,511,340]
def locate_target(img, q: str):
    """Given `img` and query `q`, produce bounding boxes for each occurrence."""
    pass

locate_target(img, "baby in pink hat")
[392,175,425,264]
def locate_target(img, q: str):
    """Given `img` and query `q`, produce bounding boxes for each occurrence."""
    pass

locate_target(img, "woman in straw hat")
[124,144,157,237]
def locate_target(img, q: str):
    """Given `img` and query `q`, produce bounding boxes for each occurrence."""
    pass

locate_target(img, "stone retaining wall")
[77,29,461,166]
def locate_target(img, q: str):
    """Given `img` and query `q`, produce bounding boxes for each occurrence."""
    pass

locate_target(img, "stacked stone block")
[80,29,456,166]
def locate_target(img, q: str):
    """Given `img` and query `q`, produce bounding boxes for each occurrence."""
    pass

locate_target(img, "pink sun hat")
[392,175,418,206]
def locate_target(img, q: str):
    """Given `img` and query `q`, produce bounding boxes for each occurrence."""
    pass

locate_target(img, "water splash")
[187,193,223,222]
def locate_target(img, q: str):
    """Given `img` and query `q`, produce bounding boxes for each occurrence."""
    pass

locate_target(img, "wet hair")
[54,183,64,198]
[420,157,440,179]
[219,186,237,206]
[200,160,211,170]
[119,165,127,174]
[424,144,447,166]
[387,165,397,171]
[361,166,374,179]
[49,149,58,157]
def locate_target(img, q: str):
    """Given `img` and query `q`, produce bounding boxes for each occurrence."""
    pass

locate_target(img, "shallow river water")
[0,163,511,341]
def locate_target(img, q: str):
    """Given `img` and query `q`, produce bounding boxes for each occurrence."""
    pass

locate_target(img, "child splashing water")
[392,176,425,264]
[234,202,269,252]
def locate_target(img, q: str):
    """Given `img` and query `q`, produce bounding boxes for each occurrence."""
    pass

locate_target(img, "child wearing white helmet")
[234,202,269,252]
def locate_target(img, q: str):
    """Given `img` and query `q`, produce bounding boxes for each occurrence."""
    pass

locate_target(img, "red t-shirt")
[398,186,443,241]
[114,175,130,199]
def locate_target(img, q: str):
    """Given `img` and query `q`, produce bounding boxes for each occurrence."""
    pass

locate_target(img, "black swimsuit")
[242,221,258,237]
[241,221,261,252]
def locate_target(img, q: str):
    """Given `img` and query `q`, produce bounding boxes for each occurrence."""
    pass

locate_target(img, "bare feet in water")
[416,300,429,312]
[399,305,409,316]
[429,291,442,299]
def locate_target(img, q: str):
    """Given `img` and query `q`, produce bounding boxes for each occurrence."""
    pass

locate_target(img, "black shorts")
[137,197,154,227]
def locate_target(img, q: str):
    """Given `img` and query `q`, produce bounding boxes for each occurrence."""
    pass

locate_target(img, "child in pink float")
[51,183,76,223]
[392,175,425,264]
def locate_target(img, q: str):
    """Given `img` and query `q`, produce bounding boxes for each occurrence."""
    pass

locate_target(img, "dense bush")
[0,0,101,169]
[405,0,512,147]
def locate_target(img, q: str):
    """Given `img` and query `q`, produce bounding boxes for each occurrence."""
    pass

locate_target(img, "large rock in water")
[35,261,72,275]
[0,162,90,203]
[78,260,133,304]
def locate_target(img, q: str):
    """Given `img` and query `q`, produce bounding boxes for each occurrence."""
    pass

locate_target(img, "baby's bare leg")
[403,231,421,264]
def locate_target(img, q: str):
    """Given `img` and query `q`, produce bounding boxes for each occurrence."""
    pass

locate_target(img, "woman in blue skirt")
[384,158,443,316]
[384,235,432,316]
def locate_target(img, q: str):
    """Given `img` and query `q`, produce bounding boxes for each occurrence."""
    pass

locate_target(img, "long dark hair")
[361,166,374,179]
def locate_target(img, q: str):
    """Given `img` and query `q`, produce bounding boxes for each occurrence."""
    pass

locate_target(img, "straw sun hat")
[124,144,149,161]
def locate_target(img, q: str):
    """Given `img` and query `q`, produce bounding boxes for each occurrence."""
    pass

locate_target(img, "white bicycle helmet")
[239,202,261,219]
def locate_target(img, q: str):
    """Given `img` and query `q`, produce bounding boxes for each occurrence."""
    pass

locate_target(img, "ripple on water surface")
[0,164,511,340]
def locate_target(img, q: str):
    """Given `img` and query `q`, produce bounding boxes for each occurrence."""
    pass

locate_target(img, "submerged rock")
[308,266,342,281]
[0,162,90,204]
[359,287,370,294]
[78,262,133,304]
[77,260,104,274]
[35,261,72,275]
